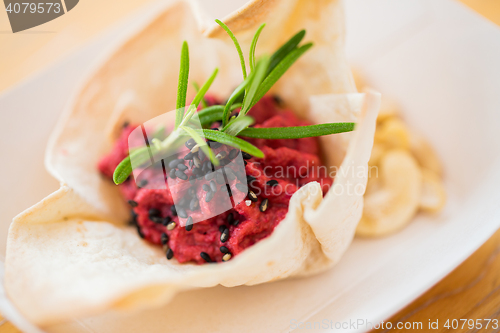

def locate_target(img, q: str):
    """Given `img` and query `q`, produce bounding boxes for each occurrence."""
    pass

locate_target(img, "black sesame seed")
[177,197,188,207]
[189,160,194,168]
[244,160,248,166]
[246,175,256,183]
[215,151,227,160]
[224,169,235,181]
[198,149,205,161]
[228,149,239,160]
[211,127,220,131]
[206,161,214,172]
[272,95,283,106]
[200,252,212,262]
[128,200,138,207]
[185,216,193,231]
[138,179,148,188]
[219,225,226,233]
[205,190,215,203]
[204,172,214,181]
[161,233,169,245]
[177,207,188,218]
[235,183,248,193]
[227,213,234,225]
[150,216,163,224]
[220,246,229,254]
[232,219,240,226]
[169,169,177,179]
[189,198,199,211]
[220,185,227,193]
[177,164,188,171]
[216,172,225,184]
[247,191,258,202]
[136,225,144,238]
[170,205,177,216]
[202,184,210,192]
[184,152,194,160]
[185,138,196,149]
[220,228,229,243]
[166,248,174,260]
[122,121,130,128]
[267,179,279,187]
[168,159,183,168]
[210,180,217,192]
[208,141,222,149]
[259,198,269,212]
[189,175,196,185]
[218,158,230,167]
[193,167,202,176]
[175,170,188,180]
[128,210,138,226]
[162,216,172,226]
[149,208,161,218]
[242,152,252,160]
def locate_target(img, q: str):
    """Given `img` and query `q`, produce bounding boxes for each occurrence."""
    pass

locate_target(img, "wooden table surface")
[1,0,500,332]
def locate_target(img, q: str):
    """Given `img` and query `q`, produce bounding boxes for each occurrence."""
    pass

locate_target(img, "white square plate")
[1,0,499,332]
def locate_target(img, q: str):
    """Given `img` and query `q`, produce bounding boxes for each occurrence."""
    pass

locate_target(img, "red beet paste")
[99,96,332,264]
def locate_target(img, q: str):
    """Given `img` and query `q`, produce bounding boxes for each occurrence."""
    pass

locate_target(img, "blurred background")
[0,0,499,93]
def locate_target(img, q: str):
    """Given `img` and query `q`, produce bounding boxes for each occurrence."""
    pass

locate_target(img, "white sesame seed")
[245,200,251,206]
[191,144,200,153]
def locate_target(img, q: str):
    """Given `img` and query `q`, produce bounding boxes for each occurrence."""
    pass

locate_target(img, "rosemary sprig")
[201,130,264,158]
[222,115,255,136]
[112,20,356,185]
[239,123,356,139]
[222,78,248,127]
[267,30,305,75]
[113,146,153,185]
[239,56,269,117]
[175,41,189,128]
[215,19,247,79]
[251,43,313,109]
[192,82,208,108]
[249,23,266,71]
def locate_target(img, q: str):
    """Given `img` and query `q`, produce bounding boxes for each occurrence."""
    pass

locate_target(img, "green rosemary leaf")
[222,78,249,127]
[113,146,152,185]
[240,56,269,116]
[267,30,305,75]
[175,41,190,129]
[251,43,312,108]
[249,23,266,71]
[197,105,224,127]
[193,82,208,108]
[215,19,247,79]
[192,68,218,107]
[196,103,243,127]
[113,156,132,185]
[223,115,255,136]
[239,123,355,139]
[202,129,264,158]
[231,103,242,110]
[180,125,218,165]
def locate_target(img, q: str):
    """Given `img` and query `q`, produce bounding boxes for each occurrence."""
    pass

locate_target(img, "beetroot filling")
[99,96,333,264]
